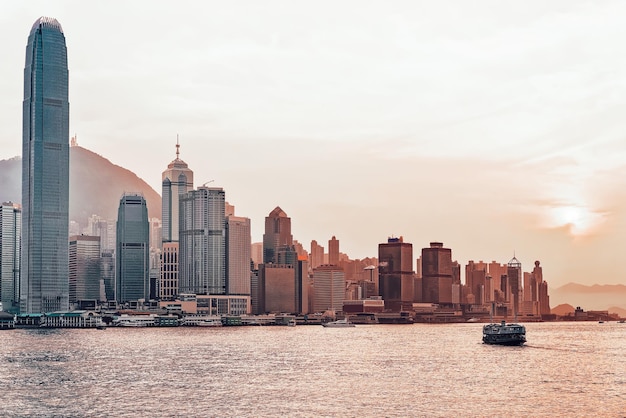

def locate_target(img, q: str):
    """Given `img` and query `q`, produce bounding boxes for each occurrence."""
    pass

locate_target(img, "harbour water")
[1,322,624,417]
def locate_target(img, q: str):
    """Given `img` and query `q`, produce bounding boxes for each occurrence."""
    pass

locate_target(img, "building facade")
[313,265,345,313]
[378,237,414,311]
[69,235,101,304]
[116,194,150,303]
[226,215,251,297]
[421,242,454,305]
[21,17,70,313]
[179,187,226,295]
[262,207,293,264]
[0,202,21,313]
[160,142,194,299]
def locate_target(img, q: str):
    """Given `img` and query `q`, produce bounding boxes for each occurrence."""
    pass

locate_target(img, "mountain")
[0,146,161,227]
[551,303,575,316]
[550,283,626,311]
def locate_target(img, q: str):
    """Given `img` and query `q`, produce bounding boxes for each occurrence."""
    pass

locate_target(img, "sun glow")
[548,205,604,236]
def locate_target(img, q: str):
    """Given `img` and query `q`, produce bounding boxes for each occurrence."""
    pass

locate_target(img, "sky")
[1,1,625,289]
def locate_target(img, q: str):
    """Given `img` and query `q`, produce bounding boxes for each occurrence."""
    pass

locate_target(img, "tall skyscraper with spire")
[20,17,70,313]
[160,140,193,299]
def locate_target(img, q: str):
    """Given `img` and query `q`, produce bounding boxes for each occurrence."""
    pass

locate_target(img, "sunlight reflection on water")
[0,322,624,417]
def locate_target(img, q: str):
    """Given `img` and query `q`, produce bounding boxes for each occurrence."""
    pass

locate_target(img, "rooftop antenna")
[176,134,180,159]
[202,180,215,187]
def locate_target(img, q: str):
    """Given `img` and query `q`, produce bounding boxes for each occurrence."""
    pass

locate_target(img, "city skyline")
[1,3,625,288]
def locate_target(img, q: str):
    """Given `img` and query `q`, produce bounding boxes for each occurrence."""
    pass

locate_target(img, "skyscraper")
[328,236,339,266]
[162,141,193,243]
[116,194,150,303]
[262,207,293,264]
[69,235,101,304]
[179,187,226,295]
[21,17,70,313]
[378,237,414,311]
[0,202,21,313]
[226,215,251,296]
[421,242,453,305]
[160,141,193,299]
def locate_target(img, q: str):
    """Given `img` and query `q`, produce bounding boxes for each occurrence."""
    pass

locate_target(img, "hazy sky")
[1,1,625,288]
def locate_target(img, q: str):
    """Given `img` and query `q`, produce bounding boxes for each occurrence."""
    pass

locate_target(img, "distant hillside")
[0,146,161,227]
[550,283,626,311]
[551,303,575,316]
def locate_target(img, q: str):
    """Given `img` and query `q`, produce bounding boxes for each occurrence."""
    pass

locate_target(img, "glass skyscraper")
[21,17,70,313]
[116,194,149,303]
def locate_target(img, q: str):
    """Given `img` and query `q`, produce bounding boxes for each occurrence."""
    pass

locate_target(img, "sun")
[549,205,603,236]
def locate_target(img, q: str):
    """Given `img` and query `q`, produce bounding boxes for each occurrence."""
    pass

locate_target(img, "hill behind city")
[0,145,161,228]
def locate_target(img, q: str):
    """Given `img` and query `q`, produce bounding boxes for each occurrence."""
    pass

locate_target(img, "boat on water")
[287,318,297,327]
[322,318,355,328]
[482,320,526,346]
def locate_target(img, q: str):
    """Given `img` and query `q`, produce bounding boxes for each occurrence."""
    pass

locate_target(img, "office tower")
[162,141,194,242]
[328,236,339,266]
[378,237,414,311]
[160,142,193,299]
[488,261,507,295]
[226,215,251,296]
[313,265,345,313]
[0,202,21,313]
[421,242,453,305]
[310,240,324,269]
[263,207,293,264]
[262,264,296,313]
[69,235,101,304]
[85,214,116,251]
[296,258,310,314]
[179,187,226,295]
[101,250,115,301]
[251,242,263,270]
[507,255,522,318]
[116,194,150,303]
[20,17,70,313]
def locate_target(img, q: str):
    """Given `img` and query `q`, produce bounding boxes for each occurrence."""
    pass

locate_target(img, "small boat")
[287,318,297,327]
[322,318,355,328]
[96,325,106,330]
[483,320,526,346]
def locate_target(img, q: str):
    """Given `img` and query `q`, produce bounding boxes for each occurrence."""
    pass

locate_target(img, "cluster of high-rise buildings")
[0,17,551,320]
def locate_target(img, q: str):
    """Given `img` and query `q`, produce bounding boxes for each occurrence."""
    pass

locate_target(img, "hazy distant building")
[421,242,453,305]
[313,265,345,313]
[0,202,21,313]
[179,187,226,295]
[69,235,101,304]
[21,17,70,313]
[263,207,293,264]
[328,236,339,266]
[378,237,414,311]
[465,260,487,305]
[310,240,324,269]
[507,255,522,318]
[116,194,150,303]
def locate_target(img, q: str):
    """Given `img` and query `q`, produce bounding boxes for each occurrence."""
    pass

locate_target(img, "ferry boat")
[482,320,526,346]
[322,318,355,328]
